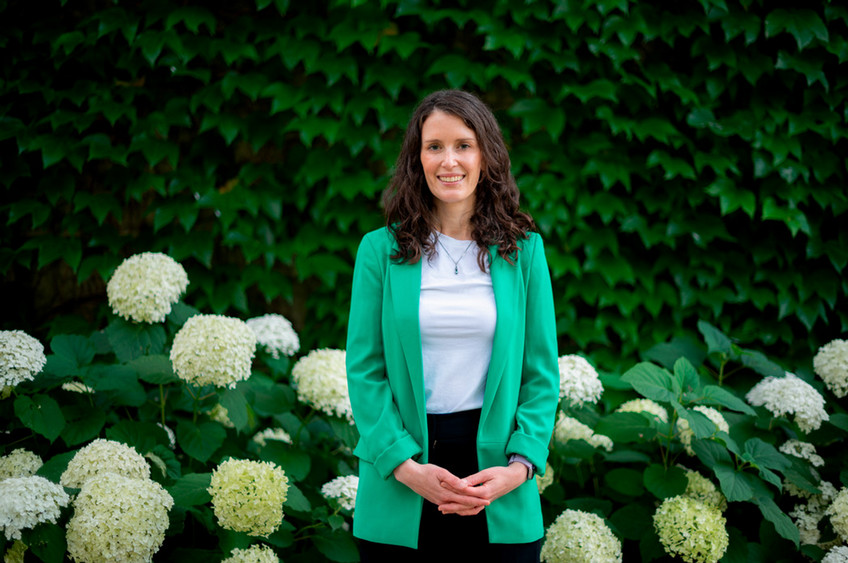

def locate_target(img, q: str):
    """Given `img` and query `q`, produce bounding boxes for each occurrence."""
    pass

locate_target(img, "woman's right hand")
[392,459,489,514]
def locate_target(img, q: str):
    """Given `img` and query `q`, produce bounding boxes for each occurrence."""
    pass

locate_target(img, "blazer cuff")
[506,432,550,474]
[373,434,423,480]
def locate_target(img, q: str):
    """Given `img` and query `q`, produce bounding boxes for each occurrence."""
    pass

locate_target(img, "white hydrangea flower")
[827,487,848,543]
[536,462,555,494]
[209,404,236,428]
[540,509,622,563]
[813,339,848,398]
[653,496,728,563]
[682,468,726,511]
[246,314,300,359]
[4,540,27,563]
[823,545,848,563]
[0,449,43,480]
[157,422,176,449]
[66,473,173,563]
[106,252,189,323]
[252,427,292,448]
[0,330,46,389]
[222,544,280,563]
[553,411,613,452]
[291,349,353,423]
[170,314,257,389]
[208,459,289,537]
[0,476,70,540]
[61,381,95,394]
[779,439,824,467]
[790,480,838,545]
[557,355,603,406]
[320,475,358,512]
[676,406,729,456]
[746,373,829,433]
[60,439,150,489]
[615,398,668,423]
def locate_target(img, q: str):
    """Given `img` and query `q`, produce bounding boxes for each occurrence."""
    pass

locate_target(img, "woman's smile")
[420,110,482,213]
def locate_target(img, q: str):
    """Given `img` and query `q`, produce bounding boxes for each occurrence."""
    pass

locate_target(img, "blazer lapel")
[480,246,515,428]
[388,259,427,425]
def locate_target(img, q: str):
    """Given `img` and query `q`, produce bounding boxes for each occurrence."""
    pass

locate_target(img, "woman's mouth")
[438,175,464,183]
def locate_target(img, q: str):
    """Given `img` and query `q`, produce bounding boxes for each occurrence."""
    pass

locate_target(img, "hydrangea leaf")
[60,405,106,446]
[15,395,66,443]
[105,319,167,363]
[713,464,753,502]
[643,464,687,500]
[698,320,733,357]
[259,442,311,482]
[605,467,644,497]
[24,522,66,563]
[752,494,799,547]
[609,503,653,540]
[620,362,676,403]
[594,412,655,443]
[176,421,225,463]
[167,473,212,507]
[283,482,311,512]
[699,385,756,415]
[220,387,252,432]
[313,528,359,563]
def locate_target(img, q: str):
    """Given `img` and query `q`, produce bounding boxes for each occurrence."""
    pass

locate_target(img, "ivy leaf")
[765,9,828,50]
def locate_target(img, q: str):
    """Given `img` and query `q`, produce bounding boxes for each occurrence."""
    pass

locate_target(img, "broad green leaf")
[313,528,359,562]
[329,417,360,450]
[284,482,312,512]
[105,318,167,362]
[714,464,753,502]
[60,404,105,446]
[643,464,687,499]
[36,450,76,483]
[620,362,676,402]
[594,412,655,443]
[25,523,66,563]
[699,385,756,415]
[737,349,784,378]
[128,354,179,384]
[698,320,732,356]
[743,438,791,471]
[673,357,700,394]
[167,473,213,507]
[259,442,311,482]
[673,403,716,439]
[829,413,848,432]
[641,336,706,371]
[106,420,170,453]
[605,468,644,496]
[176,421,226,462]
[15,395,65,442]
[220,388,251,432]
[753,495,800,546]
[609,503,653,540]
[47,334,96,377]
[692,439,733,468]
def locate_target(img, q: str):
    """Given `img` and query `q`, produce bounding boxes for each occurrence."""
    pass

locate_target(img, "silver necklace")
[436,236,475,275]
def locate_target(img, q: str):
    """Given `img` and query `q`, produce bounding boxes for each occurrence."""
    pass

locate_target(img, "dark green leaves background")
[2,0,846,365]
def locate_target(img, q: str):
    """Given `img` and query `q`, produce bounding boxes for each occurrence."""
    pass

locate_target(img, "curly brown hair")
[383,89,536,270]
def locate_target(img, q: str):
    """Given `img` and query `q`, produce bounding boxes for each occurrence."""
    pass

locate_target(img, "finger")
[438,501,487,514]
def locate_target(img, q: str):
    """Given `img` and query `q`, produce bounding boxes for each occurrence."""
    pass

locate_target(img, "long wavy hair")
[383,89,536,270]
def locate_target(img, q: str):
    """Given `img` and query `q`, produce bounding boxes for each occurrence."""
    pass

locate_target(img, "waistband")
[426,408,481,443]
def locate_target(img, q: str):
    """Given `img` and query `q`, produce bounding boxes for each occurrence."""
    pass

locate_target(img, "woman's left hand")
[437,462,527,516]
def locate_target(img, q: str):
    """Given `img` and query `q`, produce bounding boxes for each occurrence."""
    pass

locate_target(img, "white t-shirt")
[419,232,497,414]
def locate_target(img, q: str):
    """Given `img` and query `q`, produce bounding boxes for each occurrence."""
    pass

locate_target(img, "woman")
[346,89,559,562]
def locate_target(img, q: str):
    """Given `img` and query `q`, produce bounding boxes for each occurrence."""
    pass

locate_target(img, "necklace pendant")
[454,266,459,275]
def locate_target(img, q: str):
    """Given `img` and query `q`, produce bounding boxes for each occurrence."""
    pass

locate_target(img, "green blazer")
[345,227,559,548]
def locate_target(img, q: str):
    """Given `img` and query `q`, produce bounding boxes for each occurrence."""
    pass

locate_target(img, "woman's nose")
[443,148,458,167]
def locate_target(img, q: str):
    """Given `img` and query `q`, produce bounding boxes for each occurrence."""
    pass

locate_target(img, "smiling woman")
[346,90,559,563]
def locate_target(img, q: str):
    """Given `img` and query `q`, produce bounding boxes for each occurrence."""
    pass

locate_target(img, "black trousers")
[358,409,541,563]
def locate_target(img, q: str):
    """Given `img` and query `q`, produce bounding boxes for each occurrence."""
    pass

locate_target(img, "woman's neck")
[434,205,473,240]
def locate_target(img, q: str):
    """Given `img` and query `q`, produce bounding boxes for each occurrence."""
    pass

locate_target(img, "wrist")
[507,454,534,480]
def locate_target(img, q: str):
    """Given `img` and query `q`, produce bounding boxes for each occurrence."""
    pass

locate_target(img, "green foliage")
[1,0,846,367]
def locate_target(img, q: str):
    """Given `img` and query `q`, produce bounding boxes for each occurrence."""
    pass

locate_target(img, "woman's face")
[419,110,482,214]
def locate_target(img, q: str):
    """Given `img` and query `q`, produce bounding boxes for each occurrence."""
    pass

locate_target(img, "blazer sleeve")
[346,233,423,479]
[506,233,559,475]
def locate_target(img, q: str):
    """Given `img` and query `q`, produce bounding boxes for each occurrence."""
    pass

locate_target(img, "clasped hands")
[392,459,527,516]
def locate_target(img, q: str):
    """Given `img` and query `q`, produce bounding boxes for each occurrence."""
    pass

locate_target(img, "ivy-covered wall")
[2,0,846,367]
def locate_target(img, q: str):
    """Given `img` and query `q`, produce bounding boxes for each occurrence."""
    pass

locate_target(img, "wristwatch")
[508,454,535,480]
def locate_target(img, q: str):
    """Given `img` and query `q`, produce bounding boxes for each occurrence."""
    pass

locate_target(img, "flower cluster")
[62,381,95,394]
[0,449,42,480]
[746,373,829,433]
[291,349,353,423]
[209,404,236,428]
[553,412,613,452]
[106,252,189,323]
[0,330,46,388]
[615,398,668,423]
[540,509,622,563]
[4,540,26,563]
[557,355,603,406]
[170,314,256,388]
[789,480,838,545]
[252,427,293,448]
[823,545,848,563]
[813,339,848,398]
[676,406,729,456]
[536,462,555,494]
[222,544,280,563]
[653,496,728,563]
[60,439,150,488]
[0,476,70,540]
[246,314,300,359]
[321,475,359,512]
[826,487,848,542]
[779,439,824,467]
[683,468,726,511]
[66,472,173,562]
[208,459,289,537]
